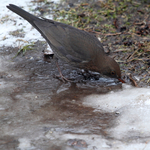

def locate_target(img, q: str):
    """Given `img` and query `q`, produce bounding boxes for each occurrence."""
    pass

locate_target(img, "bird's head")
[98,56,125,83]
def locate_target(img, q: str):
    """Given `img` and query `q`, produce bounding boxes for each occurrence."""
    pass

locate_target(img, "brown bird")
[7,4,124,82]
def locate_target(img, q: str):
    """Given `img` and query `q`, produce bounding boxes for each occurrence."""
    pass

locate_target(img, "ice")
[83,84,150,149]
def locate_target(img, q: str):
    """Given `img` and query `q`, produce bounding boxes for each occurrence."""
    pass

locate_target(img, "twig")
[127,49,139,60]
[127,58,146,63]
[129,74,138,87]
[113,49,130,52]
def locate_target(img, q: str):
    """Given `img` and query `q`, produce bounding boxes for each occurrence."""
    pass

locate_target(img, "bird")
[7,4,124,82]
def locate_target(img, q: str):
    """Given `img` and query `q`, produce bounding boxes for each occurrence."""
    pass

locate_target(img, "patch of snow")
[0,0,59,48]
[83,84,150,144]
[83,84,150,112]
[18,138,35,150]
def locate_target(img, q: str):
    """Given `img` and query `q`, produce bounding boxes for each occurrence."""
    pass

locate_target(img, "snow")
[84,84,150,112]
[83,84,150,149]
[18,138,35,150]
[0,0,55,48]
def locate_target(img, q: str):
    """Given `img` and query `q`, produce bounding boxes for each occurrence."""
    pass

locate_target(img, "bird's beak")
[118,78,126,83]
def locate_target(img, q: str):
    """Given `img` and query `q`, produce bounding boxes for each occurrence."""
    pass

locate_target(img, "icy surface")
[83,84,150,149]
[84,84,150,112]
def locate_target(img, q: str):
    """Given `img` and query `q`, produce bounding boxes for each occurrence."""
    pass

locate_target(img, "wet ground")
[0,41,122,150]
[1,39,150,150]
[1,0,150,150]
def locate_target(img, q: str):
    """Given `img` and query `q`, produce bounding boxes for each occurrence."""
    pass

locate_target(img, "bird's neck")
[95,53,107,67]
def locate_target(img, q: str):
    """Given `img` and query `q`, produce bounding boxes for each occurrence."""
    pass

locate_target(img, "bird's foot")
[54,74,72,82]
[55,61,72,82]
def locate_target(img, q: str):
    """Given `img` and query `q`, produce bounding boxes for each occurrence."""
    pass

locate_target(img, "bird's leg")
[55,61,71,82]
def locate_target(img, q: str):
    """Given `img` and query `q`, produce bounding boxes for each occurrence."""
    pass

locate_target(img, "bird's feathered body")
[7,4,121,79]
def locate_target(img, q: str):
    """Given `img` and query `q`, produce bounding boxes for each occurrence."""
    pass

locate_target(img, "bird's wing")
[34,19,105,64]
[6,4,105,65]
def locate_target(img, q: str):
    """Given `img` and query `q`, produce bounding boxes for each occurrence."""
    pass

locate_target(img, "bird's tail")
[7,4,39,27]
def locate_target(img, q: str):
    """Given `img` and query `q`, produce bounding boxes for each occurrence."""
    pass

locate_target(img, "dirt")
[51,0,150,87]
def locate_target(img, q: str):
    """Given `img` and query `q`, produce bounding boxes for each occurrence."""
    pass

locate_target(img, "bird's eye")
[111,71,115,75]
